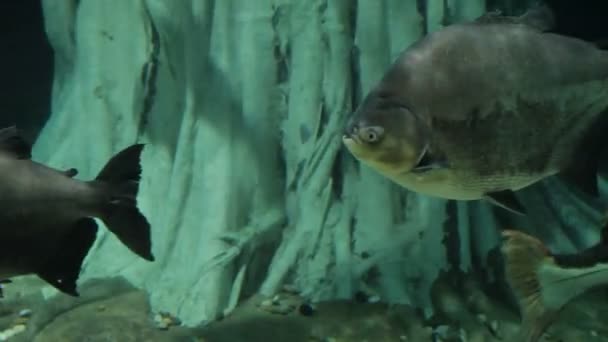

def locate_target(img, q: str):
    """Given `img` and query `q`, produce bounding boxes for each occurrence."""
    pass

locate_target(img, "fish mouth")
[342,133,362,146]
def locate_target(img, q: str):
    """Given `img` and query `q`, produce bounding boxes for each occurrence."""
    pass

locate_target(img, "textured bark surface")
[33,0,605,328]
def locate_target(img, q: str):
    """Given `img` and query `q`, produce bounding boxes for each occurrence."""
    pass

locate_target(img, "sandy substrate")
[0,276,606,341]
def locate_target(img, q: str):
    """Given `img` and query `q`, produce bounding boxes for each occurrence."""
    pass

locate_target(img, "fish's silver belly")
[386,168,553,200]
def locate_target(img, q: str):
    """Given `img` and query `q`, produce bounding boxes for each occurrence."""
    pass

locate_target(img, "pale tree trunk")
[35,0,604,328]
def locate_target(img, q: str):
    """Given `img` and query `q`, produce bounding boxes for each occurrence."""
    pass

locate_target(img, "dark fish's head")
[342,91,430,176]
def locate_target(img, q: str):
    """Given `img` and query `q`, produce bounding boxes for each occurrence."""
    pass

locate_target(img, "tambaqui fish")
[343,6,608,215]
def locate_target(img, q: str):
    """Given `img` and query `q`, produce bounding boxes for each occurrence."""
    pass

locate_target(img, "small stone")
[591,330,598,337]
[272,295,281,304]
[490,320,499,333]
[153,313,163,323]
[458,328,467,341]
[259,299,273,308]
[154,312,180,329]
[299,303,316,316]
[153,313,172,330]
[282,284,299,294]
[399,335,408,341]
[97,305,106,312]
[368,295,380,303]
[18,309,31,318]
[433,325,449,337]
[260,302,295,315]
[476,313,486,323]
[171,316,182,325]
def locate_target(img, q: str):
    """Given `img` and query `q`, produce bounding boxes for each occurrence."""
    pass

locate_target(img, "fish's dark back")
[382,22,608,179]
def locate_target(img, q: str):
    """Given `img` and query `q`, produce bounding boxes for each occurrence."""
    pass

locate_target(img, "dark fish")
[501,225,608,341]
[0,126,154,296]
[342,5,608,215]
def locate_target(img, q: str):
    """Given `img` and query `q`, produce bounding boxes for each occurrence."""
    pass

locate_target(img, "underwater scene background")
[1,0,608,341]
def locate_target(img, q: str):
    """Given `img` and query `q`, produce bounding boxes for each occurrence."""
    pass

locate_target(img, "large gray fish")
[342,6,608,215]
[0,126,154,296]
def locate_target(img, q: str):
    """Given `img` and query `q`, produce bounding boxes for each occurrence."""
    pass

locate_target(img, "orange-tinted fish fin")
[501,230,560,341]
[36,218,98,296]
[484,190,526,216]
[0,126,31,159]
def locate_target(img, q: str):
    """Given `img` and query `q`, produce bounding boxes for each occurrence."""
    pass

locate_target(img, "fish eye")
[359,126,384,143]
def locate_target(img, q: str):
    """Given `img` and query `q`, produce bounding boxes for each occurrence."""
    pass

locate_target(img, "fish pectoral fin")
[36,218,99,297]
[411,149,448,174]
[483,190,527,216]
[0,126,31,159]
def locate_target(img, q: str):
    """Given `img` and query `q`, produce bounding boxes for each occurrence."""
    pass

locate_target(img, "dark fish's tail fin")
[95,144,154,262]
[500,230,561,342]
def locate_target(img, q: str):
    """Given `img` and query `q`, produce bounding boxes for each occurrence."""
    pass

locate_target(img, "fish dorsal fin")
[0,126,31,159]
[518,4,555,32]
[474,4,555,32]
[473,10,513,24]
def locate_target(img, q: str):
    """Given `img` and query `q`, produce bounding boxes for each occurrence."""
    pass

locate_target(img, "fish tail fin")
[94,144,154,262]
[501,230,561,342]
